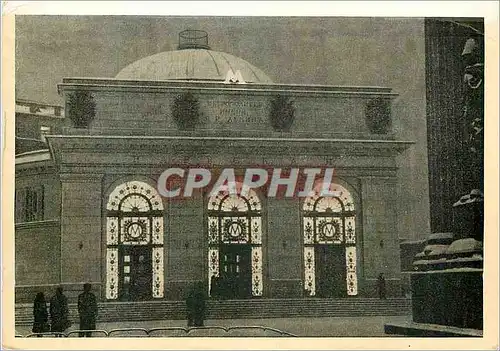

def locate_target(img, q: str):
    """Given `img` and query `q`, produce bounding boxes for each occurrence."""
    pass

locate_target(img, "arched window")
[207,187,263,298]
[303,183,357,297]
[106,181,164,300]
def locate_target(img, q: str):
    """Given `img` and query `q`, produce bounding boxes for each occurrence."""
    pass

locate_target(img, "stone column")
[266,197,302,297]
[167,192,204,300]
[360,176,402,297]
[59,173,103,300]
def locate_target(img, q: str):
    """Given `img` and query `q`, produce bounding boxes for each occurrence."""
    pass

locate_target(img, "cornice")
[58,78,399,99]
[15,219,60,230]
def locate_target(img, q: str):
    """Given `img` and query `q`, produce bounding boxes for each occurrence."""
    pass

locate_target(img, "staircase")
[15,298,411,325]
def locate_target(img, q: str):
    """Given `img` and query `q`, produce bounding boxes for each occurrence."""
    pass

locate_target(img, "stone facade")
[13,80,412,301]
[15,22,429,303]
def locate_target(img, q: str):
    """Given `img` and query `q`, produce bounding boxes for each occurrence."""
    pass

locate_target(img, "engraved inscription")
[203,99,266,124]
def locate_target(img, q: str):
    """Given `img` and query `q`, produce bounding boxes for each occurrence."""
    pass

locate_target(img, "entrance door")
[315,245,347,298]
[120,246,152,301]
[219,245,252,299]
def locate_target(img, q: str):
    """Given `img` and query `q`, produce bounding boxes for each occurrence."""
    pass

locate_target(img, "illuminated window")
[106,181,165,300]
[207,186,263,297]
[303,183,358,297]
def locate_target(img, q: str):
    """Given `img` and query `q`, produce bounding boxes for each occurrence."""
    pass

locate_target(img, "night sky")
[15,15,423,105]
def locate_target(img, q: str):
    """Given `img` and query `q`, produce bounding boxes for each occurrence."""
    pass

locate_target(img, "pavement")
[15,315,412,337]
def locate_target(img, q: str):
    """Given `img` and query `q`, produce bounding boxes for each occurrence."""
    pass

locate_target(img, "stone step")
[16,298,411,325]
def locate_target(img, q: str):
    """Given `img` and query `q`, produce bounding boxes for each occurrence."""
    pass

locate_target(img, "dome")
[115,48,273,83]
[116,30,272,83]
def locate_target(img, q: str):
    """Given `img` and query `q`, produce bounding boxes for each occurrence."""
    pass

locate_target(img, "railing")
[20,326,297,338]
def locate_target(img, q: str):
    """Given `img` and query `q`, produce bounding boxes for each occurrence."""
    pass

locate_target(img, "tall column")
[60,173,103,300]
[360,176,402,297]
[266,197,302,297]
[167,192,204,300]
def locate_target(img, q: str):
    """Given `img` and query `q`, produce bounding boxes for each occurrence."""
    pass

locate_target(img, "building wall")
[15,113,67,141]
[15,221,60,286]
[71,87,391,138]
[15,166,62,300]
[59,174,103,299]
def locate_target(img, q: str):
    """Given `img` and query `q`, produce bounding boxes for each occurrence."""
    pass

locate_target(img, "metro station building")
[15,28,428,302]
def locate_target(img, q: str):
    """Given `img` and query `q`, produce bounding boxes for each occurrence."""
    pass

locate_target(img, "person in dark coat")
[50,287,70,336]
[192,282,207,327]
[377,273,387,299]
[186,282,207,327]
[32,292,49,337]
[185,285,196,327]
[77,283,98,337]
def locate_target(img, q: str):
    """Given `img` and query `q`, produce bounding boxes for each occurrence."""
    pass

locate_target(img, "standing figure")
[50,287,70,336]
[32,292,49,337]
[185,285,196,327]
[185,282,207,327]
[377,273,387,299]
[77,283,98,337]
[192,282,207,327]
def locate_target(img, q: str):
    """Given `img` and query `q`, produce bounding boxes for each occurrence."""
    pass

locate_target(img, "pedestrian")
[77,283,98,337]
[209,275,217,298]
[192,282,207,327]
[185,285,195,327]
[377,273,387,299]
[50,287,71,337]
[32,292,49,337]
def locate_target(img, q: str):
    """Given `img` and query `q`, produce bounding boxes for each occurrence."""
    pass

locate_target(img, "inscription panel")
[200,96,268,129]
[90,90,381,134]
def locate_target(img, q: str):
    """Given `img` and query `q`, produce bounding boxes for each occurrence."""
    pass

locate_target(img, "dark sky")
[15,15,424,105]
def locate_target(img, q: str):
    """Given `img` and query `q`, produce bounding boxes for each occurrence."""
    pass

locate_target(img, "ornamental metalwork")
[345,246,358,295]
[120,217,150,245]
[303,247,316,296]
[221,217,249,243]
[106,248,119,299]
[106,181,165,300]
[303,183,358,297]
[207,187,263,297]
[107,181,163,211]
[152,247,164,298]
[251,247,263,296]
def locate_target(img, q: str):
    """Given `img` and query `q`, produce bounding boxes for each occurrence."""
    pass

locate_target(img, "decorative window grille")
[345,246,358,295]
[303,183,358,297]
[207,187,263,297]
[303,247,316,296]
[106,181,165,299]
[152,247,164,298]
[106,248,119,299]
[251,247,263,296]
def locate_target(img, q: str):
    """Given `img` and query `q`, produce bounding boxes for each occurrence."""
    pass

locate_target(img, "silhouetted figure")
[78,283,98,337]
[50,287,70,337]
[193,282,207,326]
[186,282,207,327]
[210,275,218,299]
[32,292,49,337]
[186,285,195,327]
[377,273,387,299]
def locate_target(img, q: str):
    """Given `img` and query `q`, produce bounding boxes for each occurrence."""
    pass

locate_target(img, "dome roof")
[115,48,273,83]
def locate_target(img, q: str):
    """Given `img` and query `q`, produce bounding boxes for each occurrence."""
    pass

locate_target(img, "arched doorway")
[207,187,263,299]
[303,183,358,297]
[105,181,164,301]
